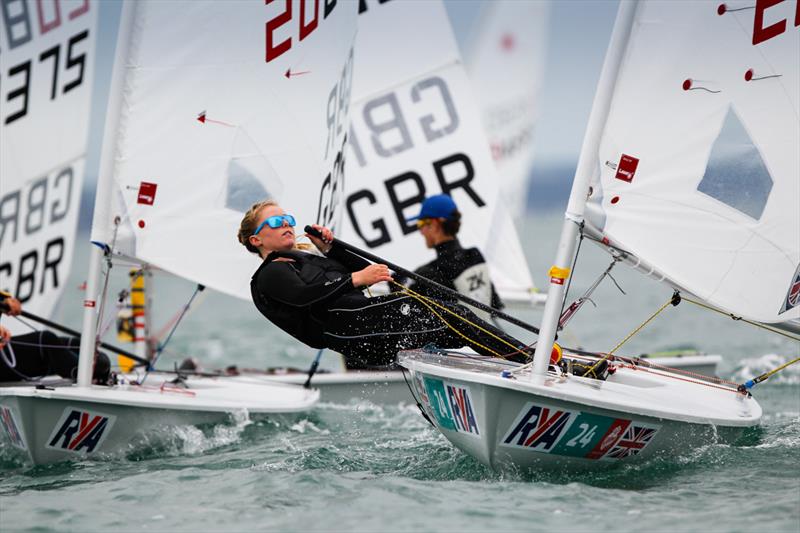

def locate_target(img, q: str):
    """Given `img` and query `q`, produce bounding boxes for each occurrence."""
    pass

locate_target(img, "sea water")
[1,211,798,532]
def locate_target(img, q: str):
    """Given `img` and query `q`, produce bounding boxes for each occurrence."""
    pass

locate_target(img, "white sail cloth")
[585,0,799,326]
[0,0,98,330]
[341,0,537,304]
[97,0,358,301]
[465,0,550,220]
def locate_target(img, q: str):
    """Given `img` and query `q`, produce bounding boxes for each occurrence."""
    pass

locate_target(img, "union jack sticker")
[779,264,800,314]
[601,421,660,460]
[0,405,27,450]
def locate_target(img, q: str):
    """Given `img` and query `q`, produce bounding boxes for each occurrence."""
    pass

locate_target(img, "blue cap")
[407,194,458,222]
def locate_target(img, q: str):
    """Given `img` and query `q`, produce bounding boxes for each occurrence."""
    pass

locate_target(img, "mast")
[530,0,639,379]
[76,1,138,387]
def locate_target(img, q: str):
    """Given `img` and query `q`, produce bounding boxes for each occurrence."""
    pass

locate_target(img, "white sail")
[0,0,98,330]
[340,0,537,303]
[94,0,358,301]
[464,0,550,220]
[584,0,800,327]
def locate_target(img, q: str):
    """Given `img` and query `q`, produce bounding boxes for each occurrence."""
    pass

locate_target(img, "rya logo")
[46,408,116,454]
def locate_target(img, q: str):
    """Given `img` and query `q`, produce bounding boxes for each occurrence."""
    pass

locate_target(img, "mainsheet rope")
[389,280,534,360]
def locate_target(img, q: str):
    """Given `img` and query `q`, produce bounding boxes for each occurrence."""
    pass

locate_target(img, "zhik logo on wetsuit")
[46,408,116,454]
[324,276,343,286]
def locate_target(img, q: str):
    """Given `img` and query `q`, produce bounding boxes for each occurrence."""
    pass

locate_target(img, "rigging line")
[8,314,39,332]
[390,280,533,359]
[303,348,325,389]
[740,356,800,391]
[94,220,121,342]
[141,284,206,383]
[393,282,501,358]
[613,353,739,387]
[681,296,800,343]
[618,363,740,394]
[560,221,585,319]
[582,294,677,377]
[558,258,620,330]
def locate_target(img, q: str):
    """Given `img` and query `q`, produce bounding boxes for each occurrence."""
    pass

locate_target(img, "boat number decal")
[422,377,480,437]
[501,401,660,460]
[0,406,27,450]
[412,373,432,414]
[45,407,117,454]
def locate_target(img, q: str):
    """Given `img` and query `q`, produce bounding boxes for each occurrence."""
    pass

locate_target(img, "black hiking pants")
[0,331,109,383]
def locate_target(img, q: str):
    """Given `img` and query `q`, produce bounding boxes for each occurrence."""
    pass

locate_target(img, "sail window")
[697,107,773,220]
[225,158,281,213]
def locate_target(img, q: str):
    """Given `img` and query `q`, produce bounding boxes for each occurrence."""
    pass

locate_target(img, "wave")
[730,353,800,385]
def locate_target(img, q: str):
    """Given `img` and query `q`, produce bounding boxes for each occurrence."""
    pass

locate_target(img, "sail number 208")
[265,0,339,63]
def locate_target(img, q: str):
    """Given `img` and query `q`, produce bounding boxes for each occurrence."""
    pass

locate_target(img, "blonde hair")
[237,199,312,256]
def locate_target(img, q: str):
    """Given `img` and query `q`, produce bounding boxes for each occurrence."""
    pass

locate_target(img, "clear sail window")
[697,107,773,220]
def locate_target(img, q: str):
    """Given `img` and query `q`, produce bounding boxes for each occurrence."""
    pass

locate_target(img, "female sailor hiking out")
[238,200,535,369]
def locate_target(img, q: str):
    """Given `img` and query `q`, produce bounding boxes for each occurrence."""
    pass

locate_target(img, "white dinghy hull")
[400,350,760,473]
[0,380,318,465]
[235,371,411,405]
[234,351,720,406]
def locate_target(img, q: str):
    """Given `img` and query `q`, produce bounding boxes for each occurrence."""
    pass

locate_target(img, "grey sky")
[87,0,619,189]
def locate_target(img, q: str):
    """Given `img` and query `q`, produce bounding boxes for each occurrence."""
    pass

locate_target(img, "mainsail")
[0,0,98,330]
[464,0,550,220]
[94,0,358,301]
[340,0,537,304]
[584,0,799,328]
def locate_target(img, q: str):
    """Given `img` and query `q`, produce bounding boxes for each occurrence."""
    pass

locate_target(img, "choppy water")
[1,212,799,532]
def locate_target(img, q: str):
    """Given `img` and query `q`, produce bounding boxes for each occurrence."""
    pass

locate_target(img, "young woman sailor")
[238,200,534,369]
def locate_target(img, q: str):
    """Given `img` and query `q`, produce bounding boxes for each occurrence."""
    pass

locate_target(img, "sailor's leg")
[0,331,53,381]
[322,293,532,367]
[323,293,458,369]
[434,302,532,363]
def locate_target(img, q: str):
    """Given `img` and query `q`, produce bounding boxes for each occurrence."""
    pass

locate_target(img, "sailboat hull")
[231,371,411,405]
[400,350,760,472]
[0,379,318,465]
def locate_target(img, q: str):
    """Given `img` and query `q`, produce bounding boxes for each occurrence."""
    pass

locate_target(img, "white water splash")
[170,410,253,455]
[731,353,800,385]
[290,419,329,435]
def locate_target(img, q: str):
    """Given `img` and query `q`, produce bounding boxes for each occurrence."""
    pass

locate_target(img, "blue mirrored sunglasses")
[252,214,296,235]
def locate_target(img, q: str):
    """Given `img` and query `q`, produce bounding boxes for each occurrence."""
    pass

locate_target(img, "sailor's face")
[418,218,440,249]
[251,205,296,253]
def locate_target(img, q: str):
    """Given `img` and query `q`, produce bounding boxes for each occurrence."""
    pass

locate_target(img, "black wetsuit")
[250,245,531,369]
[396,239,503,315]
[0,293,110,383]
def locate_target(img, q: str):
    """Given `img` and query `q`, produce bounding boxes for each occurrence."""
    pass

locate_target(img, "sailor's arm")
[305,224,371,272]
[257,263,391,308]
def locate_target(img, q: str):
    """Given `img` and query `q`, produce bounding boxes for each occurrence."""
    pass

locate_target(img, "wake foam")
[731,353,800,385]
